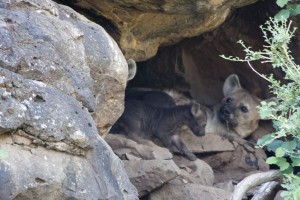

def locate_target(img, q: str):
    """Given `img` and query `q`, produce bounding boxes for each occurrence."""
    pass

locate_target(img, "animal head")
[218,74,277,138]
[188,101,207,137]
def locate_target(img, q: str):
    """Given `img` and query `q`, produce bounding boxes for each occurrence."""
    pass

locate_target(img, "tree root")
[230,170,281,200]
[251,181,279,200]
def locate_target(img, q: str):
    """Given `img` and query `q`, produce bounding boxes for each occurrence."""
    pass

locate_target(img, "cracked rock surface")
[0,0,137,199]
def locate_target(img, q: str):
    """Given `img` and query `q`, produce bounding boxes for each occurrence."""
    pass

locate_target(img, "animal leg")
[171,135,197,161]
[126,121,146,143]
[157,134,177,153]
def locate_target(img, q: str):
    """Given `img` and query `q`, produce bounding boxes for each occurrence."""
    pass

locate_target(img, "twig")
[246,61,270,82]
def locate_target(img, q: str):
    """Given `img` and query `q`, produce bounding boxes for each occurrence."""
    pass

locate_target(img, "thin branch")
[246,61,270,82]
[287,20,292,32]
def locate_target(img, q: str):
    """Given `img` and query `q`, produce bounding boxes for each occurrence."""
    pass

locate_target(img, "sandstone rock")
[171,156,214,186]
[127,1,282,109]
[105,134,173,160]
[56,0,257,61]
[123,159,180,197]
[180,129,235,153]
[149,183,231,200]
[214,180,235,193]
[201,138,269,183]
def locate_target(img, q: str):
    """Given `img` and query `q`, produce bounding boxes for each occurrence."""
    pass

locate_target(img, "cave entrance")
[127,1,283,108]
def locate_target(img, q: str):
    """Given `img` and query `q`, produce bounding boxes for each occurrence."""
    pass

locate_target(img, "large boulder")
[0,68,137,199]
[105,134,173,160]
[56,0,257,61]
[171,156,215,186]
[201,138,269,182]
[0,0,129,136]
[123,159,180,197]
[149,183,231,200]
[0,0,137,199]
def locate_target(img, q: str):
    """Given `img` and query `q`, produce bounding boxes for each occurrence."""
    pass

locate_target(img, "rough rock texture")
[0,0,137,199]
[149,183,231,200]
[1,136,131,200]
[105,134,173,160]
[128,1,283,108]
[56,0,257,61]
[171,157,215,186]
[177,130,269,183]
[123,159,180,197]
[202,138,269,183]
[0,68,137,199]
[108,128,271,199]
[0,0,129,136]
[180,129,235,153]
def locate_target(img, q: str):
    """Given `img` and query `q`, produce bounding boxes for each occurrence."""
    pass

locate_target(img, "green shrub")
[221,16,300,200]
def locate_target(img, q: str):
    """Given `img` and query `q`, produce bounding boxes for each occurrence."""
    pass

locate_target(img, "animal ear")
[223,74,242,96]
[127,59,137,81]
[260,97,279,119]
[191,102,202,117]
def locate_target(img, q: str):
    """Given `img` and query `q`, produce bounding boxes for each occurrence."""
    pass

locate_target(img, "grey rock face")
[0,66,137,200]
[149,183,231,200]
[171,157,215,186]
[0,0,137,199]
[0,0,129,136]
[123,159,180,197]
[105,134,173,160]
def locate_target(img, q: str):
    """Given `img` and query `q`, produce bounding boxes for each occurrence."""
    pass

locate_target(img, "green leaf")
[278,158,290,171]
[293,188,300,200]
[287,4,300,16]
[292,158,300,167]
[267,140,283,152]
[275,9,291,20]
[276,0,289,8]
[276,147,286,157]
[273,120,281,131]
[0,150,8,158]
[257,134,275,147]
[282,165,293,174]
[266,156,279,164]
[282,141,297,150]
[281,191,290,198]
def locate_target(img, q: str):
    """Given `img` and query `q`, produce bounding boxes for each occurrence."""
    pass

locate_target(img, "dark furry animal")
[125,88,176,108]
[111,99,207,160]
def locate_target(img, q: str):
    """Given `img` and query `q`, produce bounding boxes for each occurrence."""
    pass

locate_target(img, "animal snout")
[194,127,205,137]
[197,130,205,136]
[224,109,230,116]
[220,106,231,117]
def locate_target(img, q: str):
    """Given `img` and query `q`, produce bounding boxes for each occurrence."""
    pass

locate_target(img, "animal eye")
[240,106,248,113]
[226,97,232,103]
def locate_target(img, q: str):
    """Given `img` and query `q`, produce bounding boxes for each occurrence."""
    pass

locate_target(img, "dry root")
[230,170,281,200]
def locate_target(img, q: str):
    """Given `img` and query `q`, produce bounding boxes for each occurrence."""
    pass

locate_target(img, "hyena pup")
[111,98,207,161]
[205,74,277,138]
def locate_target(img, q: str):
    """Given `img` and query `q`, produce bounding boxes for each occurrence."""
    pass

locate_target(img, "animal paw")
[186,153,197,161]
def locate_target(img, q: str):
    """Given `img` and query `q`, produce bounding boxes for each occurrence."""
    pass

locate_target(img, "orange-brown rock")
[57,0,257,61]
